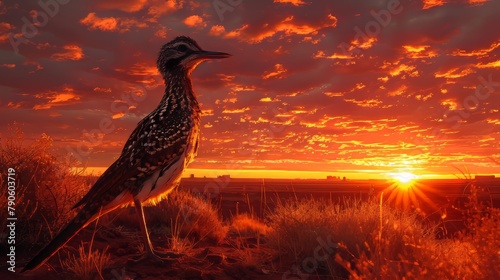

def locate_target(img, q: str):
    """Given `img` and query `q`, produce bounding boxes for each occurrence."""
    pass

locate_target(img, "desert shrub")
[267,198,484,279]
[343,211,480,279]
[146,189,228,244]
[464,207,500,278]
[266,198,339,261]
[0,124,88,249]
[332,199,429,262]
[457,183,500,279]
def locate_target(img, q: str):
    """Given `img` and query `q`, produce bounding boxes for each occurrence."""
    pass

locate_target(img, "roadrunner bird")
[22,36,230,272]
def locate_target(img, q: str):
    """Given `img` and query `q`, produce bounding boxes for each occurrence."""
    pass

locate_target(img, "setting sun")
[389,172,418,183]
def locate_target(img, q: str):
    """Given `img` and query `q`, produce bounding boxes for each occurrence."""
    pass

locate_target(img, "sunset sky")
[1,0,499,179]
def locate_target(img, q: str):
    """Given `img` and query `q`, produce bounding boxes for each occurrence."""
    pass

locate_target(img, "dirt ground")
[4,228,287,280]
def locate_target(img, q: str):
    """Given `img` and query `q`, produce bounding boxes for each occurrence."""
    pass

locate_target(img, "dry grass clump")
[228,213,273,270]
[230,213,270,236]
[458,183,500,279]
[332,199,439,277]
[464,207,500,278]
[266,197,487,279]
[266,198,339,261]
[148,190,228,244]
[62,242,111,280]
[346,224,480,279]
[0,124,88,248]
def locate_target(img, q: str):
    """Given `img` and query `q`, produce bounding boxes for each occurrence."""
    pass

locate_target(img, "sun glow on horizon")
[78,167,470,180]
[382,171,440,215]
[389,172,418,184]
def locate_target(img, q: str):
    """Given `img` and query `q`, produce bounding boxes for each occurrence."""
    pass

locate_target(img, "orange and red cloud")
[1,0,499,178]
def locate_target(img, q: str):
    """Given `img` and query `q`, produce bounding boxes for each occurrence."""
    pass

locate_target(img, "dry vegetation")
[61,242,111,280]
[265,185,499,279]
[1,126,498,279]
[159,190,228,244]
[0,124,89,248]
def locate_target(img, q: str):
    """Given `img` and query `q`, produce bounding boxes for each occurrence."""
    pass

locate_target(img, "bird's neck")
[160,70,200,114]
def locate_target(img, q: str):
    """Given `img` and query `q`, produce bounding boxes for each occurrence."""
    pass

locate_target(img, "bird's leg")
[132,199,181,263]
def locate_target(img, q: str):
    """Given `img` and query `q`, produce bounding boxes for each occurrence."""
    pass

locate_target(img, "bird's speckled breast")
[135,109,200,206]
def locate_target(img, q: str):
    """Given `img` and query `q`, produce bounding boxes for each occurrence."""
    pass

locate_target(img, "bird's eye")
[175,44,188,52]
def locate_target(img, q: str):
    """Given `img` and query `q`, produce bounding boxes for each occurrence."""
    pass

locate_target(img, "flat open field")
[179,177,500,235]
[6,177,499,279]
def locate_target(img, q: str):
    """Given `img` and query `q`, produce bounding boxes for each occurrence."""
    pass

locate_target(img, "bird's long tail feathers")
[21,206,98,272]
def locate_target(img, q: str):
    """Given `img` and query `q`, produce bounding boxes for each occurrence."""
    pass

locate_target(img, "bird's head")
[157,36,230,76]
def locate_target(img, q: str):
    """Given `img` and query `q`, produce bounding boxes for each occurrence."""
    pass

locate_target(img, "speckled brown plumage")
[22,36,230,272]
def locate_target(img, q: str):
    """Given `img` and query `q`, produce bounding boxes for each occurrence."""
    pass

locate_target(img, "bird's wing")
[24,106,195,272]
[73,111,193,209]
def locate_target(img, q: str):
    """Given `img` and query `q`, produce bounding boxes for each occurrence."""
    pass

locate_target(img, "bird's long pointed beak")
[197,50,231,59]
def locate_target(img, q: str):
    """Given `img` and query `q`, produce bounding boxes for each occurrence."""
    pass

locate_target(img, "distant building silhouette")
[342,176,346,181]
[190,174,195,179]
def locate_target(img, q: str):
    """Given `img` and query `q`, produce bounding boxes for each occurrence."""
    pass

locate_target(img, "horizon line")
[73,167,499,180]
